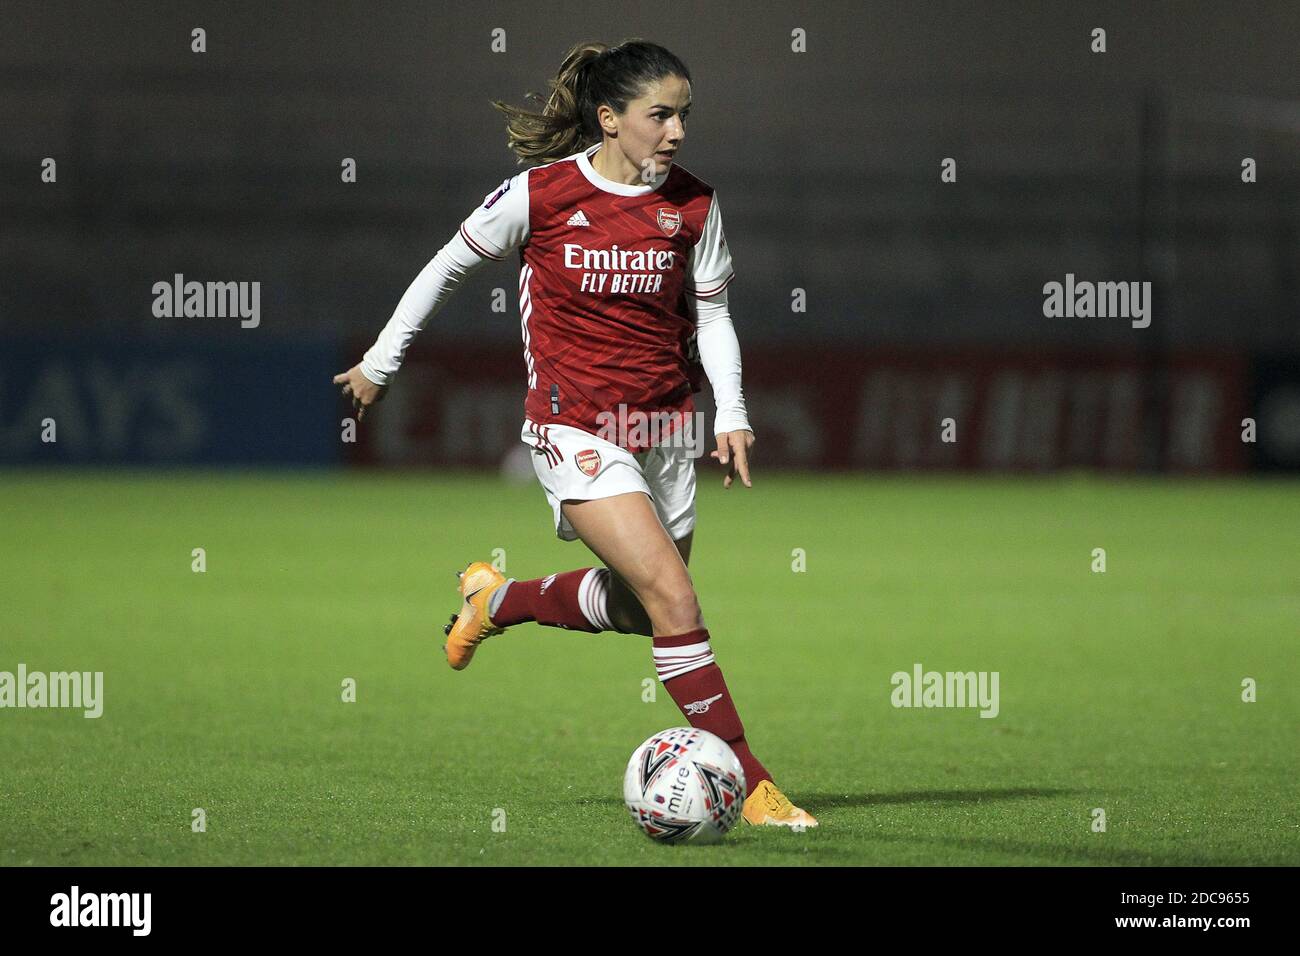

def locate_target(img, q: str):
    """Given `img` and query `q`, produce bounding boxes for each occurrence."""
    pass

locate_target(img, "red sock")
[492,568,612,632]
[653,627,772,791]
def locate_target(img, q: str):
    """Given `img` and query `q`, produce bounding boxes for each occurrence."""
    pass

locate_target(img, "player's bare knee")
[606,585,653,635]
[642,583,702,633]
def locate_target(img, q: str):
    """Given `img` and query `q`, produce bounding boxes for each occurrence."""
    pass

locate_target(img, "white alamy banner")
[0,664,103,718]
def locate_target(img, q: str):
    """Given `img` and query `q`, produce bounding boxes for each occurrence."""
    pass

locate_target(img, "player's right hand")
[333,365,387,421]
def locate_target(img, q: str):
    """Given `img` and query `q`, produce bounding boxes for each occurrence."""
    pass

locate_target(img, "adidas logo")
[566,209,591,227]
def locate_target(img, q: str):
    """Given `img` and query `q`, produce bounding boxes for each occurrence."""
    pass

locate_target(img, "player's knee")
[643,578,702,632]
[606,579,653,635]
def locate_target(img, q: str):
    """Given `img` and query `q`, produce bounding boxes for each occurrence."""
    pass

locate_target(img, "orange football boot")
[742,779,819,829]
[442,561,509,670]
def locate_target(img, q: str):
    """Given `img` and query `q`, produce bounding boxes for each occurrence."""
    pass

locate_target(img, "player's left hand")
[711,430,754,489]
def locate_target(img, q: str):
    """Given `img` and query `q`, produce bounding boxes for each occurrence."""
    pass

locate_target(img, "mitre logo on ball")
[623,727,747,844]
[575,449,602,477]
[656,208,682,237]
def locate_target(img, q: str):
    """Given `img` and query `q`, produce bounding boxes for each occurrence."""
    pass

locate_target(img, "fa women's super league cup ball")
[622,727,747,844]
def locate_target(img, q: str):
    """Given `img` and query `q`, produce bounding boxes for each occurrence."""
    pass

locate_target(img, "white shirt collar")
[576,142,668,196]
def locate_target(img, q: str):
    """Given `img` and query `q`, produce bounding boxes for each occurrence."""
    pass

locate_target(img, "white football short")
[520,418,698,542]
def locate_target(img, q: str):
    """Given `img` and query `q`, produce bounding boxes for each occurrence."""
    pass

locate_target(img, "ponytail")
[491,39,691,166]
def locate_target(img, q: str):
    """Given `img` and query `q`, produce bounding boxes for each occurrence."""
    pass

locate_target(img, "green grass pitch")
[1,471,1296,866]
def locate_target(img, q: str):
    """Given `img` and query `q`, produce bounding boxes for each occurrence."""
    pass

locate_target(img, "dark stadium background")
[3,0,1296,474]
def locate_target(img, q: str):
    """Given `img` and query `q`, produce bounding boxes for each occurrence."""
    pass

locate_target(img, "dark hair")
[491,39,692,165]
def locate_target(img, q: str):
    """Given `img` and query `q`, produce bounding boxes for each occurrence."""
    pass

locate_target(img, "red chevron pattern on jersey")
[517,153,719,450]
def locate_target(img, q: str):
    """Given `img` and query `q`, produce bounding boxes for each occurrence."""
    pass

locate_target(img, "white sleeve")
[690,286,751,436]
[686,192,735,298]
[358,170,531,386]
[458,169,531,261]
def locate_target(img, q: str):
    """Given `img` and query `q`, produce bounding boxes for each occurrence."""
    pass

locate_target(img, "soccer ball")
[623,727,747,844]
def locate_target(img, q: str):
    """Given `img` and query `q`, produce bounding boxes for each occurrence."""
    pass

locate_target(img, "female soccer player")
[333,40,815,828]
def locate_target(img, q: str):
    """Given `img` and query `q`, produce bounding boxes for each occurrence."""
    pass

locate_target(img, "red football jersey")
[458,142,735,449]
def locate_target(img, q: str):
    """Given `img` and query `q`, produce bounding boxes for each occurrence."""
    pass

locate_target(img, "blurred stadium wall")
[2,1,1297,471]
